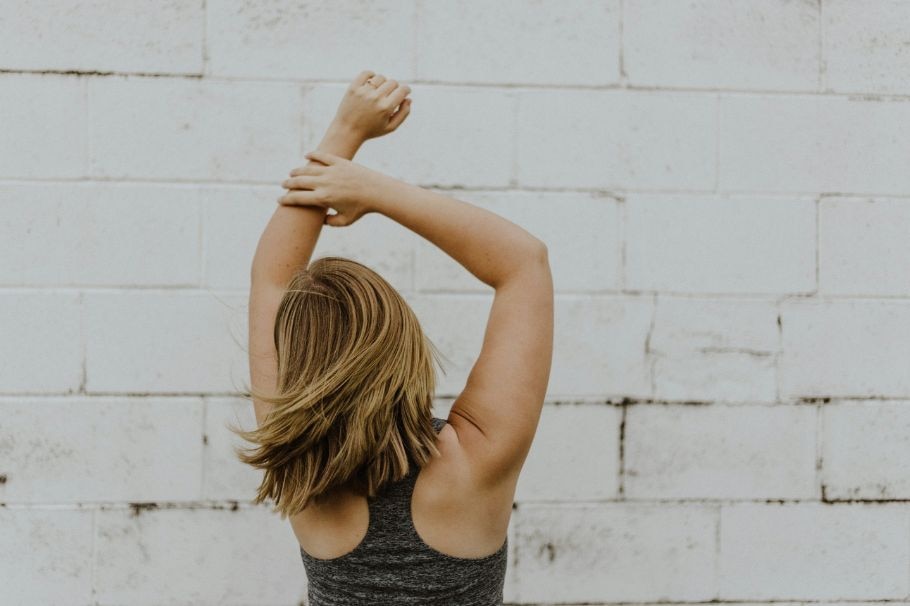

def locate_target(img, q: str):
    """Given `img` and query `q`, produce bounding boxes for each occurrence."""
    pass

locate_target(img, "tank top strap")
[364,416,447,537]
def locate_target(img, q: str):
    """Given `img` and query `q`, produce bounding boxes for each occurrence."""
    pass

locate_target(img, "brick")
[206,0,414,79]
[719,503,910,599]
[83,291,247,393]
[516,90,716,189]
[89,77,301,182]
[819,197,910,296]
[625,404,817,499]
[0,183,199,287]
[719,94,910,194]
[512,503,716,602]
[624,0,819,90]
[416,0,620,85]
[0,508,94,604]
[514,403,620,501]
[203,397,263,500]
[94,506,306,605]
[415,191,621,293]
[302,83,513,188]
[824,0,910,94]
[0,74,85,178]
[780,299,910,398]
[0,396,203,502]
[625,195,816,294]
[822,400,910,499]
[650,296,780,353]
[0,292,82,393]
[653,351,777,403]
[0,1,204,74]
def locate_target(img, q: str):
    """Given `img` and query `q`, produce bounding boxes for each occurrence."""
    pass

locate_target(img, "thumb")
[324,212,350,227]
[305,149,339,165]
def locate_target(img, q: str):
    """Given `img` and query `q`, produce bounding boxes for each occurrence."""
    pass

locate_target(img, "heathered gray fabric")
[300,416,508,605]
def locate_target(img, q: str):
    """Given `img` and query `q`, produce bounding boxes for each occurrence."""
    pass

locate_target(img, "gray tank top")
[299,416,508,605]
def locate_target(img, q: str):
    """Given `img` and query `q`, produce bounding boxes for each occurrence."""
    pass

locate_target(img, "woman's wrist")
[318,120,366,158]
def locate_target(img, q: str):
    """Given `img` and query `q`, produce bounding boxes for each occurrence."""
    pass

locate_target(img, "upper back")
[297,417,509,605]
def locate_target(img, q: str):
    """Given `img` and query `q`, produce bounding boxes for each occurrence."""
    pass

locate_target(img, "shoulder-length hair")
[230,256,445,519]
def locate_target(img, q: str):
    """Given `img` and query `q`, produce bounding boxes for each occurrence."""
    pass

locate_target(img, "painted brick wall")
[2,1,909,604]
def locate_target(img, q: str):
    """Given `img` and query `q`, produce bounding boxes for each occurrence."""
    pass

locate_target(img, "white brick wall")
[2,1,909,604]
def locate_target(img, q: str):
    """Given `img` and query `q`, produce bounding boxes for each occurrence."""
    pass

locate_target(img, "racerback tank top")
[299,416,508,605]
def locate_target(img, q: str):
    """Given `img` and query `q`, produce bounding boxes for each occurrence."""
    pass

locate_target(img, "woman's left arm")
[248,70,412,426]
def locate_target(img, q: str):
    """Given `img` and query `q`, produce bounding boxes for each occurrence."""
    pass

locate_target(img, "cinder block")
[415,191,621,293]
[512,503,717,602]
[0,508,94,604]
[94,506,307,605]
[650,296,780,354]
[514,403,620,502]
[83,291,247,393]
[719,94,910,194]
[0,292,82,393]
[624,404,817,499]
[89,77,301,182]
[652,351,777,403]
[0,1,204,74]
[719,503,910,599]
[0,74,85,178]
[302,83,514,188]
[624,0,819,90]
[780,299,910,398]
[203,397,263,501]
[819,197,910,296]
[206,0,415,79]
[0,183,200,287]
[416,0,620,85]
[625,194,816,295]
[0,396,203,502]
[516,90,716,189]
[824,0,910,94]
[822,400,910,499]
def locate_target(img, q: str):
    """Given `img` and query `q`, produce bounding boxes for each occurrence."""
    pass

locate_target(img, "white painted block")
[203,397,264,501]
[625,194,816,294]
[516,90,716,189]
[0,396,203,502]
[822,400,910,499]
[0,508,94,604]
[650,296,780,354]
[89,77,301,182]
[624,0,819,90]
[0,292,82,393]
[719,503,910,599]
[416,0,620,85]
[83,291,247,393]
[652,351,777,403]
[513,503,716,602]
[206,0,415,79]
[780,299,910,398]
[819,197,910,296]
[514,403,620,501]
[94,506,307,605]
[824,0,910,94]
[625,404,817,499]
[0,183,200,287]
[0,74,85,178]
[415,190,621,293]
[302,83,514,188]
[0,1,204,74]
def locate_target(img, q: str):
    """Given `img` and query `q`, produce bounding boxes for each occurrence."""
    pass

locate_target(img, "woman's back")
[293,417,511,605]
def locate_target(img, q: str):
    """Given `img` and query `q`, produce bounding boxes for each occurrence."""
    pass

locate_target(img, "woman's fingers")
[375,79,398,97]
[304,150,338,165]
[289,163,324,177]
[367,74,386,89]
[385,84,411,107]
[282,175,319,190]
[278,190,325,207]
[385,98,411,132]
[352,70,375,88]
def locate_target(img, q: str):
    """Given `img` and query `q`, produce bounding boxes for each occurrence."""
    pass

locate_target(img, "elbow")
[528,239,549,266]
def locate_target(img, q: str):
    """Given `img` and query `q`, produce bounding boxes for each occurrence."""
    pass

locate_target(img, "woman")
[233,70,553,605]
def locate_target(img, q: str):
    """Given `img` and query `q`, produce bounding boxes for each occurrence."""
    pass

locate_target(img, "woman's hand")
[331,70,412,141]
[279,150,388,227]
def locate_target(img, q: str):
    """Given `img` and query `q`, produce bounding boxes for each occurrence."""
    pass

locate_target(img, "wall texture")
[2,0,910,604]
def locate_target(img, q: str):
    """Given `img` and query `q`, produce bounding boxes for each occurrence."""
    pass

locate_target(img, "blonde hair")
[230,256,445,518]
